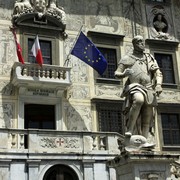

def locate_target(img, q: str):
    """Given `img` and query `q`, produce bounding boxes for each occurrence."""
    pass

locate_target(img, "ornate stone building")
[0,0,179,179]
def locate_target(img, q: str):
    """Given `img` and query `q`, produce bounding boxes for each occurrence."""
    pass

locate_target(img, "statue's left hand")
[155,85,162,96]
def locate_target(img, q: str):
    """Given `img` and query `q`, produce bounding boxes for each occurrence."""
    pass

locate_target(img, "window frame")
[87,31,124,84]
[18,94,63,131]
[96,45,120,83]
[96,101,124,135]
[154,52,176,86]
[152,50,178,88]
[158,104,180,151]
[28,38,52,65]
[20,31,61,66]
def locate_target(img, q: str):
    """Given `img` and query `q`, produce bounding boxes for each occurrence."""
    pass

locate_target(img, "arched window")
[43,165,79,180]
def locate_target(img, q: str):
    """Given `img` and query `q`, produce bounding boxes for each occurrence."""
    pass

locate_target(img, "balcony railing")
[0,128,123,155]
[11,62,71,89]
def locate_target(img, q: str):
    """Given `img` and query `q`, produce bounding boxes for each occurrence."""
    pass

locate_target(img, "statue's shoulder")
[119,54,135,66]
[144,53,155,61]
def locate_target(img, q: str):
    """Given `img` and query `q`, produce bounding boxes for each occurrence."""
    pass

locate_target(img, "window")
[98,47,117,79]
[28,39,52,64]
[155,53,175,84]
[161,113,180,146]
[25,104,55,129]
[97,103,123,134]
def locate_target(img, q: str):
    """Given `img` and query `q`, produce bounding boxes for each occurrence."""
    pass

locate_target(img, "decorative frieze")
[68,57,88,83]
[174,0,180,40]
[95,84,121,98]
[0,29,15,66]
[65,105,92,131]
[40,136,80,149]
[158,90,179,103]
[0,103,14,128]
[123,0,144,37]
[68,85,90,99]
[87,0,121,34]
[0,82,14,96]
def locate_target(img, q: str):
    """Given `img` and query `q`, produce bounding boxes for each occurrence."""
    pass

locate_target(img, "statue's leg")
[141,105,153,138]
[126,92,144,136]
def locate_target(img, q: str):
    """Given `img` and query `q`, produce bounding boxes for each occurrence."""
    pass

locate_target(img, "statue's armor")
[127,55,152,87]
[119,53,161,106]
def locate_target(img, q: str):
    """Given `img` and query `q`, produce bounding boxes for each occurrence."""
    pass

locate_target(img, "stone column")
[83,160,95,180]
[27,160,41,180]
[0,160,11,180]
[109,167,116,180]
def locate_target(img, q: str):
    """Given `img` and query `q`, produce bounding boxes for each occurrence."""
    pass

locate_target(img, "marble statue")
[115,35,163,140]
[13,0,32,16]
[12,0,66,25]
[12,0,67,38]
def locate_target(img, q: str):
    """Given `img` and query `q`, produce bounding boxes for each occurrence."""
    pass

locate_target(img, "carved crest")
[12,0,66,35]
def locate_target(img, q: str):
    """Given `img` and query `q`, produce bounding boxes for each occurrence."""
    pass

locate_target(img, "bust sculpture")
[115,36,163,140]
[153,13,169,39]
[153,13,167,33]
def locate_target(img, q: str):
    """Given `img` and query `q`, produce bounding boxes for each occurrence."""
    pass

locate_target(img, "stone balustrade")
[0,128,123,155]
[11,62,71,89]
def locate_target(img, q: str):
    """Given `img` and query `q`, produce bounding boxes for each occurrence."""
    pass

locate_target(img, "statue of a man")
[115,35,163,138]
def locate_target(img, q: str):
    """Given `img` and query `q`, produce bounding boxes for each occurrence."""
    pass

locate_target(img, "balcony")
[0,128,122,155]
[11,62,71,90]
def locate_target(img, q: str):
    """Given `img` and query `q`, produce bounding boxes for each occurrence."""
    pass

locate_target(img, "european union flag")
[71,31,107,75]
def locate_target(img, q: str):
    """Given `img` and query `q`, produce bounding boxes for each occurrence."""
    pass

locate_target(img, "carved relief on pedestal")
[140,172,165,180]
[146,5,174,40]
[170,159,180,179]
[86,0,121,34]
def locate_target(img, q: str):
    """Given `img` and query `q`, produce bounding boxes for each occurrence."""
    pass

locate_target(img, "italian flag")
[31,35,43,66]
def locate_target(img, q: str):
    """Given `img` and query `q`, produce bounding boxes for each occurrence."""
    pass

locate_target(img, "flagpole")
[63,25,84,67]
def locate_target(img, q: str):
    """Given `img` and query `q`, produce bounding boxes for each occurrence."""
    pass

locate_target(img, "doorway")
[43,165,79,180]
[25,104,55,129]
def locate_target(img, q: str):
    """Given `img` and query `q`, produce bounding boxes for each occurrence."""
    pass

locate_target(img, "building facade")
[0,0,179,179]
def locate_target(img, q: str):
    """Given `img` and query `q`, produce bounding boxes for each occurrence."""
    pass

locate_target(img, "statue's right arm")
[115,56,133,79]
[114,63,126,79]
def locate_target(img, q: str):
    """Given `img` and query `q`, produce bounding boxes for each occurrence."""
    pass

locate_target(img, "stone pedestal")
[108,151,179,180]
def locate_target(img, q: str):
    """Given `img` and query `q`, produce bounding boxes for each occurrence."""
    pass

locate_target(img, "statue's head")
[132,35,145,52]
[34,0,46,12]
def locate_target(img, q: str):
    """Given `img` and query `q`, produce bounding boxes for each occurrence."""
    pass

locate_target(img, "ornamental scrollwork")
[12,0,67,37]
[40,136,80,149]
